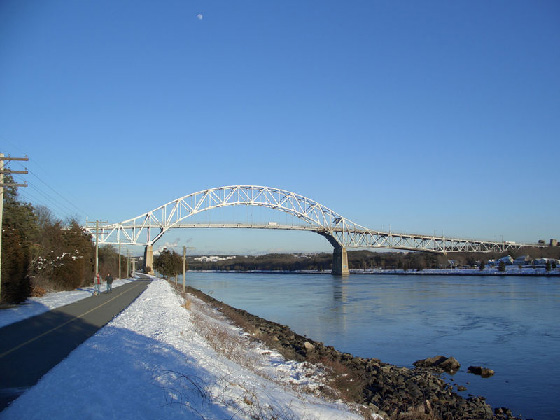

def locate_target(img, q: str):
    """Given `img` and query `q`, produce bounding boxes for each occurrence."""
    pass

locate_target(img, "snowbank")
[350,267,560,275]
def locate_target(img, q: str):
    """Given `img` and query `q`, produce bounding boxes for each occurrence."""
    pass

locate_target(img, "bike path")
[0,279,151,411]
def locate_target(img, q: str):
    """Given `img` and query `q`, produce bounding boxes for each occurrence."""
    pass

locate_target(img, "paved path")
[0,279,151,411]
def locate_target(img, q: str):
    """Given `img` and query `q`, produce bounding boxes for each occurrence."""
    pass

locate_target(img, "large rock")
[414,355,461,373]
[468,366,495,378]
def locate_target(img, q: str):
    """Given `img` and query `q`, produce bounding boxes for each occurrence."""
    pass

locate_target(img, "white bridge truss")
[86,185,527,254]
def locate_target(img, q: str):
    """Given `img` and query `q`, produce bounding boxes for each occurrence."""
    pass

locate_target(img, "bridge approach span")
[85,185,529,275]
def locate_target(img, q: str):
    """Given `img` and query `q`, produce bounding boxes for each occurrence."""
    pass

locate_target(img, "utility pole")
[131,257,136,275]
[118,241,121,280]
[0,153,28,303]
[182,246,195,293]
[85,220,107,284]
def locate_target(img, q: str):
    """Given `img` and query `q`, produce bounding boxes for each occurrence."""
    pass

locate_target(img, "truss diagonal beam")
[85,185,530,254]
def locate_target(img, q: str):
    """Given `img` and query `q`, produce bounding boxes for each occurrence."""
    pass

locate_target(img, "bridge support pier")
[332,246,349,276]
[144,245,154,274]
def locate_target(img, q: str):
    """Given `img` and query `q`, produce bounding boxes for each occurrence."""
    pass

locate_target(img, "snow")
[0,278,369,419]
[351,266,560,275]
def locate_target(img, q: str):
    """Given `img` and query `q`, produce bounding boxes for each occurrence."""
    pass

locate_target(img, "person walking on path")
[105,273,114,293]
[93,273,101,295]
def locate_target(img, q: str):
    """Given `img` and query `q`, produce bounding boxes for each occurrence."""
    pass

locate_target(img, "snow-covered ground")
[0,278,369,419]
[350,266,560,275]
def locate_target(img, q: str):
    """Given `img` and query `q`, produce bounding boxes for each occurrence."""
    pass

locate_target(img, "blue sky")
[1,0,559,254]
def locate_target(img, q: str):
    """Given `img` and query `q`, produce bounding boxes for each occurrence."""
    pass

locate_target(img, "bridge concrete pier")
[332,246,349,276]
[144,245,154,274]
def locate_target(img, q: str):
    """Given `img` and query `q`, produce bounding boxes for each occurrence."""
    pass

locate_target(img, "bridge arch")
[88,185,528,276]
[99,185,353,274]
[121,185,360,248]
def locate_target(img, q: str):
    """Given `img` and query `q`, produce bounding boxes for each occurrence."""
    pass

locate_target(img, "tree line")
[181,251,446,272]
[154,246,560,275]
[1,179,125,304]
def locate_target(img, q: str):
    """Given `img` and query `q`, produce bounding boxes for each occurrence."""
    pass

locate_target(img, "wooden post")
[118,241,121,279]
[182,246,186,293]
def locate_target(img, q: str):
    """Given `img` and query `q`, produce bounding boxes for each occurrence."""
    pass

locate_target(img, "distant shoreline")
[352,270,560,276]
[186,268,560,276]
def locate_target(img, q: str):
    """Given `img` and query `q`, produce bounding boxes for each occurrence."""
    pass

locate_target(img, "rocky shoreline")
[181,284,523,420]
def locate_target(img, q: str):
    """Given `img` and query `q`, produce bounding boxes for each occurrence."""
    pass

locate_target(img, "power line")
[21,182,80,220]
[26,168,88,216]
[7,169,68,215]
[5,152,88,220]
[27,176,82,217]
[11,160,87,215]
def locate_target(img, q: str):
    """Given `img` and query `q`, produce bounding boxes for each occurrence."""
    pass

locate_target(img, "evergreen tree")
[1,175,36,303]
[498,260,506,272]
[154,249,182,278]
[29,210,94,291]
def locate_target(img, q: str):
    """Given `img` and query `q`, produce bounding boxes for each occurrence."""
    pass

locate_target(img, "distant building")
[448,260,458,268]
[497,255,514,265]
[513,255,531,266]
[194,255,235,263]
[534,258,559,267]
[550,239,558,247]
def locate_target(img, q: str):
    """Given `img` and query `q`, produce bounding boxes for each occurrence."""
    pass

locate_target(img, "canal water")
[183,272,559,419]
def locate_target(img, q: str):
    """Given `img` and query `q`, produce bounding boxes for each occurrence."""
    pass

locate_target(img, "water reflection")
[331,275,348,303]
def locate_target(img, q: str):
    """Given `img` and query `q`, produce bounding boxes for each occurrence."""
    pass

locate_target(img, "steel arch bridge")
[85,185,528,275]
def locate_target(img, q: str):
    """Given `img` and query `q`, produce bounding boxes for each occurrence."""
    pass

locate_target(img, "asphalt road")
[0,279,151,411]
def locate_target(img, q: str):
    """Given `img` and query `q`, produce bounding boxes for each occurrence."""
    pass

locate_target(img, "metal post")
[182,246,186,293]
